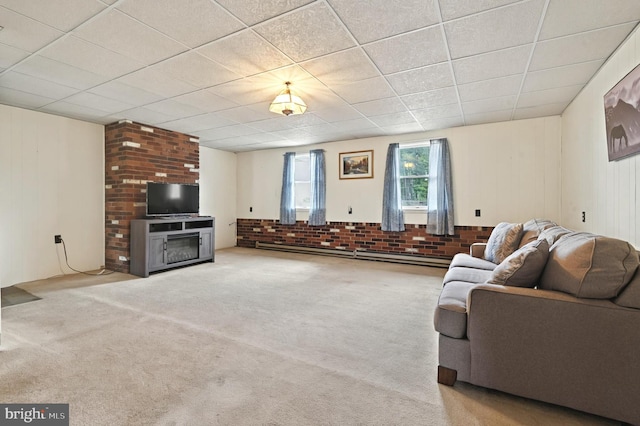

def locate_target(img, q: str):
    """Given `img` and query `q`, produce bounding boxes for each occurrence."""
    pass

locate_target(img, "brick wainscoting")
[237,219,493,260]
[104,120,199,273]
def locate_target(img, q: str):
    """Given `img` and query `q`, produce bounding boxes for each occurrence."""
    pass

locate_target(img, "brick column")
[104,120,200,273]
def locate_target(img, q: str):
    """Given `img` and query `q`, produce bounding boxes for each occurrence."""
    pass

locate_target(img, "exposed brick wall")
[237,219,493,260]
[104,120,199,273]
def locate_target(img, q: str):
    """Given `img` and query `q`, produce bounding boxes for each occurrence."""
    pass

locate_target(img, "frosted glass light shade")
[269,82,307,116]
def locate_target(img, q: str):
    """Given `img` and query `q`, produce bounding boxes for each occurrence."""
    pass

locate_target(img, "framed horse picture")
[604,63,640,161]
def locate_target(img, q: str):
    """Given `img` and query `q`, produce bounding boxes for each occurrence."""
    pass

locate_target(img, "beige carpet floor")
[0,247,617,425]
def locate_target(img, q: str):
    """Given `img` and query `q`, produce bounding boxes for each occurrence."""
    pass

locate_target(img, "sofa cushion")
[450,253,497,271]
[539,232,640,299]
[434,281,477,339]
[443,266,493,286]
[487,239,549,287]
[538,225,572,246]
[484,222,524,264]
[614,265,640,309]
[519,219,557,248]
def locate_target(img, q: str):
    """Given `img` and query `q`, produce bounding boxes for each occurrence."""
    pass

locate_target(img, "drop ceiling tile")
[327,0,439,44]
[517,85,583,108]
[462,96,516,115]
[144,99,206,119]
[197,30,292,76]
[420,116,464,131]
[0,0,106,31]
[529,23,637,71]
[330,76,396,104]
[353,97,407,117]
[117,0,244,48]
[255,2,355,62]
[88,81,164,106]
[64,92,136,114]
[271,128,312,141]
[367,111,416,127]
[278,113,327,128]
[39,100,112,121]
[0,42,29,68]
[216,0,314,26]
[12,55,108,89]
[195,124,260,140]
[523,60,604,92]
[159,113,237,133]
[0,71,79,99]
[172,90,239,112]
[380,122,425,135]
[116,67,197,98]
[215,105,273,123]
[298,122,339,136]
[118,107,175,125]
[207,77,275,106]
[150,52,240,89]
[444,0,544,59]
[458,75,522,102]
[411,103,461,122]
[439,0,521,20]
[0,7,64,52]
[0,86,56,109]
[41,36,145,79]
[247,118,294,133]
[401,87,459,110]
[312,105,362,123]
[465,109,513,125]
[387,63,453,96]
[513,102,567,119]
[331,117,377,132]
[540,0,640,40]
[453,45,531,84]
[74,10,187,65]
[364,27,448,75]
[301,48,380,86]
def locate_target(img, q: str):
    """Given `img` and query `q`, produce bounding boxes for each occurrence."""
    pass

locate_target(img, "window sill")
[403,207,428,212]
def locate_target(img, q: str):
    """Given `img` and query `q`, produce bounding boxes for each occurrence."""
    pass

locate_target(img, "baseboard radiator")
[255,242,450,268]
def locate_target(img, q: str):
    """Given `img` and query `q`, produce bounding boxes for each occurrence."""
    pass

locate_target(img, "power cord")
[60,238,116,276]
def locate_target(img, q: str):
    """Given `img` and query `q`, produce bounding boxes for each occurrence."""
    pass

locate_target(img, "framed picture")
[604,62,640,161]
[339,150,373,179]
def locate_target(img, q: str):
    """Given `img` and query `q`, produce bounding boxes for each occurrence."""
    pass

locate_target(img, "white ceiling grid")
[0,0,639,152]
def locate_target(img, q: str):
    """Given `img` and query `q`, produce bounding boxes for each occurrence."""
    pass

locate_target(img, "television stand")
[130,217,215,277]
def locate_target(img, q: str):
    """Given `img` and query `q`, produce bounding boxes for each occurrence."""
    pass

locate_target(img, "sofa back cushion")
[519,219,557,248]
[484,222,524,264]
[487,239,549,287]
[538,225,573,246]
[539,232,640,299]
[614,261,640,309]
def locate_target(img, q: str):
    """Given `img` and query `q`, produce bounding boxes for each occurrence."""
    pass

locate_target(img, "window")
[399,143,429,208]
[294,153,310,209]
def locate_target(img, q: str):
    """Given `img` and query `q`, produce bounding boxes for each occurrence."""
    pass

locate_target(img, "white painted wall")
[0,105,104,288]
[236,116,562,227]
[561,27,640,247]
[199,147,237,249]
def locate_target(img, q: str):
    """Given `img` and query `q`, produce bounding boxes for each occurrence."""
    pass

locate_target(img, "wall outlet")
[475,209,481,217]
[348,206,352,214]
[249,206,253,212]
[54,235,62,244]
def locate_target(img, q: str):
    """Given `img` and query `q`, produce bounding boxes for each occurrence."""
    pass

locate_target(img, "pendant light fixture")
[269,82,307,116]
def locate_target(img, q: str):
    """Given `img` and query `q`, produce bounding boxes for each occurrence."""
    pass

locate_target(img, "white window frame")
[294,153,311,210]
[399,141,430,211]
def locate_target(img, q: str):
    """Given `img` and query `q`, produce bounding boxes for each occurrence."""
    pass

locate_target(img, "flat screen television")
[146,182,199,217]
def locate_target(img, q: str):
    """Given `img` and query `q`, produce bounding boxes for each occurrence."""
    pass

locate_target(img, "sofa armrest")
[470,243,486,258]
[466,284,640,424]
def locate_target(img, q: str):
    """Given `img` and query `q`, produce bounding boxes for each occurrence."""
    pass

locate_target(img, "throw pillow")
[539,232,640,299]
[519,219,557,248]
[537,225,572,246]
[487,239,549,287]
[484,222,524,264]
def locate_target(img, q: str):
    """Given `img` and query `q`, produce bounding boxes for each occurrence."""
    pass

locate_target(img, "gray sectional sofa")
[434,219,640,424]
